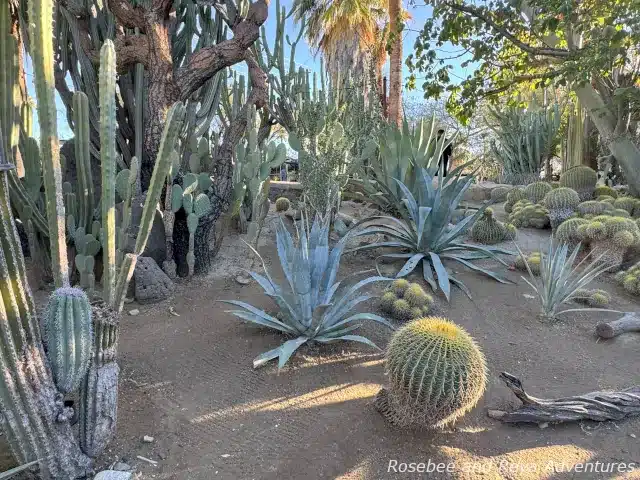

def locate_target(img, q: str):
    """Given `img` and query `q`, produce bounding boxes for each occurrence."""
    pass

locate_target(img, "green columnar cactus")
[43,287,93,393]
[578,215,640,270]
[593,185,618,199]
[542,187,581,228]
[524,181,553,204]
[275,197,290,212]
[504,187,526,213]
[559,165,597,201]
[30,0,69,288]
[0,16,19,174]
[508,200,550,229]
[375,317,487,428]
[99,40,117,307]
[73,92,94,231]
[470,208,516,244]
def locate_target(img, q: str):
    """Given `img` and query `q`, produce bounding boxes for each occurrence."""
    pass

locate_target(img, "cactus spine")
[30,0,68,288]
[100,40,117,306]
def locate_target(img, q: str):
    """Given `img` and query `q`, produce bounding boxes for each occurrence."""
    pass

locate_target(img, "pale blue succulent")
[223,214,393,369]
[352,167,514,300]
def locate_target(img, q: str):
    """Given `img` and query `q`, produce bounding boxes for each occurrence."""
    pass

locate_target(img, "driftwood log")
[488,372,640,424]
[596,312,640,339]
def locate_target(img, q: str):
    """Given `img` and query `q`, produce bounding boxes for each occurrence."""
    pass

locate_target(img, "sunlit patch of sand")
[190,382,379,424]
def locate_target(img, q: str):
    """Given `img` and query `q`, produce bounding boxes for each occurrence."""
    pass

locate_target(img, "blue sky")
[28,0,468,140]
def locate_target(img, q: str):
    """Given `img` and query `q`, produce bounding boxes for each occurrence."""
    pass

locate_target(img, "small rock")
[94,471,132,480]
[221,454,231,458]
[143,435,154,443]
[539,422,549,429]
[630,433,637,438]
[235,275,251,285]
[129,309,140,316]
[124,297,134,304]
[112,462,132,472]
[134,257,174,304]
[158,452,167,460]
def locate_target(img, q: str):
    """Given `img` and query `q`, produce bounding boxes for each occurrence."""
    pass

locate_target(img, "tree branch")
[480,70,565,97]
[176,0,269,100]
[152,0,174,17]
[439,0,572,59]
[107,0,146,29]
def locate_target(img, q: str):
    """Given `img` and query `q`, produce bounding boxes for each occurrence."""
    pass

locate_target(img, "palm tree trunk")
[388,0,403,126]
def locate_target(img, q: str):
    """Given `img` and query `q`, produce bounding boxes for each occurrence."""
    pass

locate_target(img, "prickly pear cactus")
[375,317,487,428]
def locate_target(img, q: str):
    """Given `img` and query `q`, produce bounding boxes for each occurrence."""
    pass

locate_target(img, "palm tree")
[387,0,403,126]
[294,0,388,94]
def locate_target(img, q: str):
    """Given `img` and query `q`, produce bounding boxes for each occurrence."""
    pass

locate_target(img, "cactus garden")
[1,0,640,478]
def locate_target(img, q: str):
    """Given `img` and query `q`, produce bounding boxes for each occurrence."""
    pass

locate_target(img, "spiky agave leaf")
[516,237,619,319]
[223,213,393,369]
[352,168,513,300]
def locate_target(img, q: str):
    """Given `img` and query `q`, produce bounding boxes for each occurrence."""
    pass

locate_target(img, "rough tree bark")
[387,0,402,127]
[596,312,640,339]
[61,0,270,275]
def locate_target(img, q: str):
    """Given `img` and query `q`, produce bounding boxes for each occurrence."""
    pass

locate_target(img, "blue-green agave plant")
[352,167,514,300]
[223,214,393,369]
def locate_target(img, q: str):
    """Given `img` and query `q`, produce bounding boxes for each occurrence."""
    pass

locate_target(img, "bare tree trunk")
[387,0,403,126]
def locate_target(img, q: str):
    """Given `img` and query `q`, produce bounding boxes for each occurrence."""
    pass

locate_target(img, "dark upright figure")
[437,129,452,177]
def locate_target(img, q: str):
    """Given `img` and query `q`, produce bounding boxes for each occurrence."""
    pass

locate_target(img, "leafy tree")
[407,0,640,192]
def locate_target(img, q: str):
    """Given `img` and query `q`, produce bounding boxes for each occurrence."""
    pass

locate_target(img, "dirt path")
[104,232,640,480]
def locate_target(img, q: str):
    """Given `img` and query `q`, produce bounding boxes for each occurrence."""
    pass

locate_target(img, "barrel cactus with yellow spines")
[490,186,511,202]
[577,200,613,218]
[514,251,543,275]
[380,282,434,320]
[390,278,410,297]
[616,262,640,295]
[613,197,640,217]
[542,187,580,228]
[504,187,526,213]
[555,217,588,246]
[559,165,597,201]
[524,181,553,204]
[470,208,516,244]
[571,288,611,307]
[375,317,487,428]
[593,185,618,199]
[597,195,616,204]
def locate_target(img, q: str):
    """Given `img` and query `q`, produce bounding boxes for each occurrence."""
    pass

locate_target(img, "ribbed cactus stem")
[30,0,68,287]
[113,102,185,311]
[73,92,94,230]
[99,40,117,307]
[0,5,20,174]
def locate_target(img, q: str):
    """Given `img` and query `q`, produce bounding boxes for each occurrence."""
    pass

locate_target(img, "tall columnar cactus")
[375,317,487,428]
[43,287,93,393]
[542,187,581,228]
[559,165,597,201]
[73,91,94,231]
[99,40,118,307]
[30,0,68,288]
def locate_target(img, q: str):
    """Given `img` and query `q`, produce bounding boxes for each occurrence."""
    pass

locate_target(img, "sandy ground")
[2,202,640,479]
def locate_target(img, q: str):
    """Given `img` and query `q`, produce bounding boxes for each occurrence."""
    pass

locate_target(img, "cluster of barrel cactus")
[514,251,543,275]
[470,208,516,244]
[542,187,581,228]
[571,288,611,307]
[504,187,527,213]
[559,165,597,201]
[379,279,434,321]
[375,317,487,428]
[576,215,640,269]
[612,196,640,217]
[593,185,618,199]
[615,262,640,295]
[508,200,550,228]
[555,217,588,246]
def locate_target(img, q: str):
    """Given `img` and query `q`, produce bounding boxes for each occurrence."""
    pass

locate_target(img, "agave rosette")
[352,167,513,300]
[223,215,393,369]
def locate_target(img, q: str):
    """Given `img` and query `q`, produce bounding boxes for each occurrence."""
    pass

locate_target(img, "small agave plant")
[223,214,393,369]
